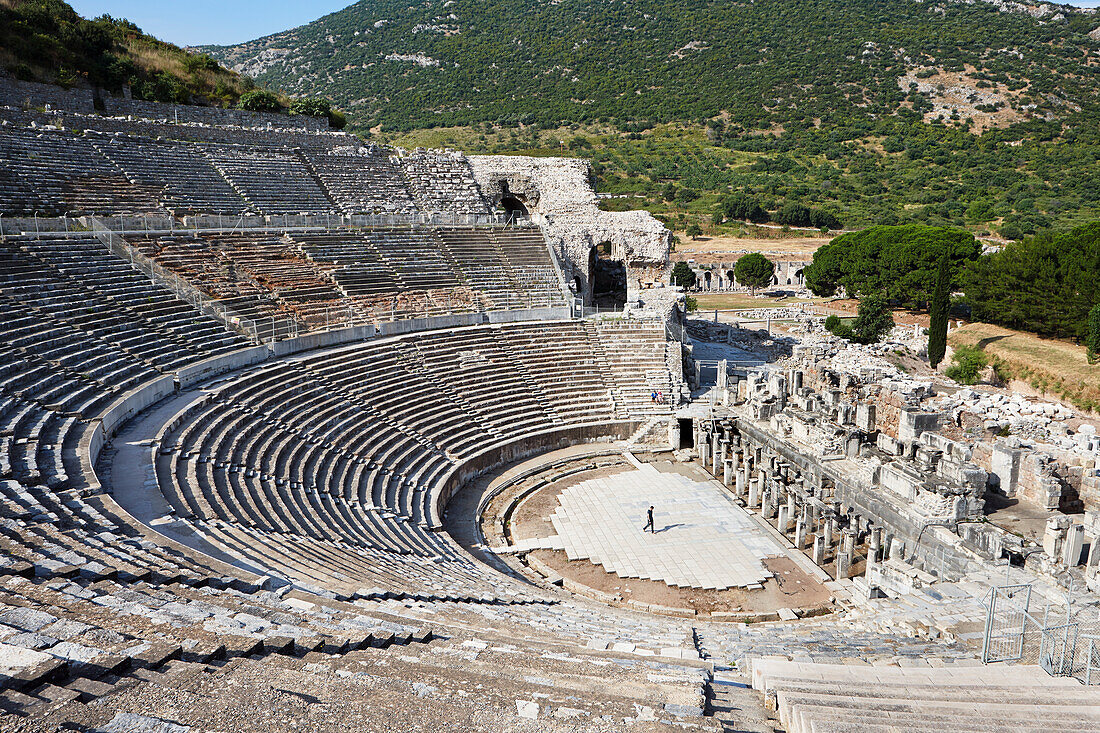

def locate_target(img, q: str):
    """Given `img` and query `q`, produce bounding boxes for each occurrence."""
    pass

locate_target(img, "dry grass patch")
[693,293,830,311]
[673,233,829,264]
[948,322,1100,414]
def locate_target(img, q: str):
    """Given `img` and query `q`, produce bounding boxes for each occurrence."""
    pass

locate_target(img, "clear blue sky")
[69,0,1100,47]
[68,1,358,47]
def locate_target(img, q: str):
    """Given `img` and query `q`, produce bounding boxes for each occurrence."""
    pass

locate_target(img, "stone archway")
[500,194,529,221]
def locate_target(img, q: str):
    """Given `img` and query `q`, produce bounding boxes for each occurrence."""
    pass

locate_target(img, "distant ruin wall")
[468,155,671,301]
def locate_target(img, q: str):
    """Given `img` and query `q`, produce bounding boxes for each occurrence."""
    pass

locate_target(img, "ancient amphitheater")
[1,77,1099,732]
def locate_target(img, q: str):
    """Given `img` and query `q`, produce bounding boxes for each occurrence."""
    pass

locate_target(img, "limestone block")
[991,441,1023,497]
[1063,524,1085,566]
[899,409,941,444]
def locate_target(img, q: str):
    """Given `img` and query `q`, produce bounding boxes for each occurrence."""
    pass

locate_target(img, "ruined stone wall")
[468,155,671,301]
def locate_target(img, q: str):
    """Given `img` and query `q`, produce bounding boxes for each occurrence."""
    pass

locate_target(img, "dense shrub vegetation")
[946,344,989,385]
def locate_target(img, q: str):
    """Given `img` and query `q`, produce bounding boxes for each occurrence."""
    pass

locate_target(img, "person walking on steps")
[644,506,655,533]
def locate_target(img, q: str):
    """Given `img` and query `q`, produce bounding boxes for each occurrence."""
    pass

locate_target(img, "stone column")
[836,551,851,579]
[795,518,808,548]
[813,535,826,565]
[748,478,760,508]
[868,527,882,565]
[777,504,789,535]
[735,470,746,498]
[841,530,856,558]
[889,537,904,562]
[722,458,733,488]
[823,518,835,547]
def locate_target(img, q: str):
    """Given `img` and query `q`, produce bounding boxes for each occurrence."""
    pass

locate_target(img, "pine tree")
[928,254,951,368]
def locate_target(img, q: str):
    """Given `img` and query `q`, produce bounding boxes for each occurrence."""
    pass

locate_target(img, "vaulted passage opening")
[589,241,626,308]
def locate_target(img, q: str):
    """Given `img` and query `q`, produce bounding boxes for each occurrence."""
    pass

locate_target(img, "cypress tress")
[1088,303,1100,360]
[927,253,951,368]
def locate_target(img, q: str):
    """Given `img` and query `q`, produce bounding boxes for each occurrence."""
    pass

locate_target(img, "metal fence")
[982,583,1100,683]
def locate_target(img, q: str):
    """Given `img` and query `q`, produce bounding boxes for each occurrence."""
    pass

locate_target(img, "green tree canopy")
[670,261,697,289]
[927,254,951,368]
[721,193,769,224]
[1088,304,1100,359]
[851,291,895,344]
[734,253,775,296]
[805,225,980,307]
[962,222,1100,341]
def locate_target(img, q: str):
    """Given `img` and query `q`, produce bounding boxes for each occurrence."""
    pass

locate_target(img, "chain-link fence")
[983,584,1100,684]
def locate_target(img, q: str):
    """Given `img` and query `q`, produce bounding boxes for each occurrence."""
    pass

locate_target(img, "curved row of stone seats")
[1,237,248,368]
[749,658,1100,733]
[300,145,419,215]
[201,145,337,215]
[435,228,527,310]
[148,322,657,598]
[101,98,334,132]
[123,233,305,338]
[434,228,567,311]
[496,322,617,424]
[0,126,167,216]
[490,228,569,308]
[364,229,464,291]
[587,320,676,415]
[399,150,492,215]
[89,133,251,215]
[291,232,400,297]
[395,329,556,440]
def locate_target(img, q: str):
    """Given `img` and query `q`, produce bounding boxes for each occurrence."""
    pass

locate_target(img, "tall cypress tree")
[927,253,951,368]
[1088,303,1100,361]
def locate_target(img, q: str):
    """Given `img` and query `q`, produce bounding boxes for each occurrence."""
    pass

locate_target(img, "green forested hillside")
[206,0,1100,132]
[201,0,1100,233]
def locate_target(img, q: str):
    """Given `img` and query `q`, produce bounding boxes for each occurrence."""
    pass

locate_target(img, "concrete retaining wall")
[269,325,375,358]
[378,313,485,337]
[176,346,269,389]
[429,420,640,528]
[488,306,571,323]
[78,375,176,493]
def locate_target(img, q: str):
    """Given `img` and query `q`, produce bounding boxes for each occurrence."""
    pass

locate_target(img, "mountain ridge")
[202,0,1100,132]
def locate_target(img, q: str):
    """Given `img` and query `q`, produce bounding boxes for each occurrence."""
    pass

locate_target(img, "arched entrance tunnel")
[589,241,627,308]
[500,195,529,222]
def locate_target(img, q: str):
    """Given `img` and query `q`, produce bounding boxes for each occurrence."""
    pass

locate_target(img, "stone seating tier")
[121,227,565,331]
[148,321,666,597]
[0,127,166,216]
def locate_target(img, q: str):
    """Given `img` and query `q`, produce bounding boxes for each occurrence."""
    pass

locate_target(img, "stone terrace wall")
[0,75,329,131]
[468,155,671,301]
[0,76,95,111]
[102,98,332,131]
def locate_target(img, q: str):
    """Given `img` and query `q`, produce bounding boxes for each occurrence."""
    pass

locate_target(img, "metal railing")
[87,216,264,344]
[75,214,567,343]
